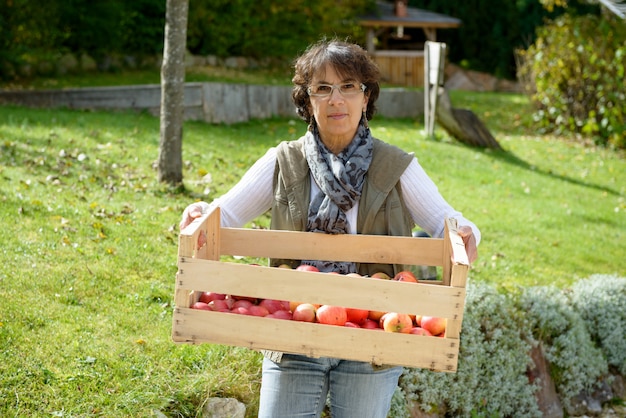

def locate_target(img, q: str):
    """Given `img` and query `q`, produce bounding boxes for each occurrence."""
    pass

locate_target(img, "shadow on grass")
[486,147,622,197]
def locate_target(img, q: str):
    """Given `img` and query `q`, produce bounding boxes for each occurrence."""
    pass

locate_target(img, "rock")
[203,397,246,418]
[567,379,613,417]
[407,399,446,418]
[80,53,97,72]
[444,69,478,91]
[611,372,625,399]
[224,56,247,69]
[528,344,564,418]
[444,63,522,93]
[206,55,219,66]
[57,53,79,75]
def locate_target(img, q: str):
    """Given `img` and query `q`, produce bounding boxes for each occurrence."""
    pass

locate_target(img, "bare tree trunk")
[435,88,503,150]
[158,0,189,185]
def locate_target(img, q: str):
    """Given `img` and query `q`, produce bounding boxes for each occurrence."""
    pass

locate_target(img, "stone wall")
[0,83,425,124]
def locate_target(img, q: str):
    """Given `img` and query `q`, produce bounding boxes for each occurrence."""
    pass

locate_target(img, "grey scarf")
[302,117,373,273]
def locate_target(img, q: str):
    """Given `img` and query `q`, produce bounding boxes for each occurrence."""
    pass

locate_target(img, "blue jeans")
[258,354,403,418]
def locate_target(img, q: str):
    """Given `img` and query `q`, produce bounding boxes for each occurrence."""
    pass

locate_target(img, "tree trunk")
[158,0,189,185]
[435,88,503,150]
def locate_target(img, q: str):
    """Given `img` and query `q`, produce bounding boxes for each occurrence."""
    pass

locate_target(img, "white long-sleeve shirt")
[210,146,480,245]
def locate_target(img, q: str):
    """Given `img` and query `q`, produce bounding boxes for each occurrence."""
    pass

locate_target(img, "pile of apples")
[190,264,446,337]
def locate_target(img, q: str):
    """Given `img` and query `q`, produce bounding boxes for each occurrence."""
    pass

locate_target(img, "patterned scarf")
[302,117,373,273]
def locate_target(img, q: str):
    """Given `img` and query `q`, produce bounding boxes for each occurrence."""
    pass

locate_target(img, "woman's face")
[308,64,368,154]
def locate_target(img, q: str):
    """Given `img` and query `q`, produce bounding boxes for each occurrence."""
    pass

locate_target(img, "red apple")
[259,299,286,314]
[231,306,251,315]
[409,326,433,336]
[292,303,317,322]
[269,310,293,320]
[394,270,418,283]
[233,299,254,310]
[345,322,361,328]
[346,307,369,325]
[198,292,226,304]
[248,305,270,317]
[421,316,447,336]
[316,305,347,326]
[382,312,413,333]
[296,264,320,272]
[379,312,391,328]
[289,301,321,312]
[207,299,230,311]
[230,294,257,303]
[362,319,381,329]
[368,309,387,322]
[371,271,391,280]
[191,301,211,310]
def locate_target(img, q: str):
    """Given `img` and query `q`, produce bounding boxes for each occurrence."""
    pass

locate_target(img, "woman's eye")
[317,85,332,93]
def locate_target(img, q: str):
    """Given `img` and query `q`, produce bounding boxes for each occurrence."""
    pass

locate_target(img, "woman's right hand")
[179,201,210,231]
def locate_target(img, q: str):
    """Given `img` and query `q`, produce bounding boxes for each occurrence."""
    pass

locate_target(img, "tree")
[158,0,188,186]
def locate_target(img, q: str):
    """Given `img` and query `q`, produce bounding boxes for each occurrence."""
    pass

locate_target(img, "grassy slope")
[0,88,624,416]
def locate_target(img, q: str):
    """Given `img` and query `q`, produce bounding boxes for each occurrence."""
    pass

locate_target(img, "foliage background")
[0,0,600,81]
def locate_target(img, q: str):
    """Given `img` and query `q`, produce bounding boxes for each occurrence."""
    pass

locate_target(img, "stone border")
[0,82,425,124]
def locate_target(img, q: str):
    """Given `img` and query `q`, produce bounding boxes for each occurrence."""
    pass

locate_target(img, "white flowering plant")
[393,275,626,417]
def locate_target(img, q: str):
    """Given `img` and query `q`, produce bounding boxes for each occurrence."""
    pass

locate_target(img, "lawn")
[0,87,624,416]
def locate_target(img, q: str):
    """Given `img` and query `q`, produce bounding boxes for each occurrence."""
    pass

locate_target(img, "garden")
[0,85,624,416]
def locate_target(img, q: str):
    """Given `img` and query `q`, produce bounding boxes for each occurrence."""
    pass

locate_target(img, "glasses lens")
[311,85,333,96]
[339,83,361,95]
[308,83,365,97]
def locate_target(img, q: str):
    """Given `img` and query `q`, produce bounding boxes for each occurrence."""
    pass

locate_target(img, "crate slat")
[220,227,445,266]
[172,308,459,371]
[177,259,465,318]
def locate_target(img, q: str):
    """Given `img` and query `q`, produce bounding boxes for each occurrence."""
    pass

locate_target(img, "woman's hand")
[179,201,210,231]
[457,226,478,264]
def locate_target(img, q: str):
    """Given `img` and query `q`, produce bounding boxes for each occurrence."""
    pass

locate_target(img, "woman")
[180,39,480,418]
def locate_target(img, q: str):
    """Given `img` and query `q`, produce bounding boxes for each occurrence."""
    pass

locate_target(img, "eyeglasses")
[307,83,366,97]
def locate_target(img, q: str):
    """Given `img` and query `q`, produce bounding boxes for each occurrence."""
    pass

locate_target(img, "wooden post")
[424,41,446,138]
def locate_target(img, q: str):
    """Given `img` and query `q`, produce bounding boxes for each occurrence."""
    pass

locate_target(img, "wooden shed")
[360,1,461,87]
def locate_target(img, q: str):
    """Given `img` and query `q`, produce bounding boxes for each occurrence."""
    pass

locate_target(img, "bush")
[519,285,609,411]
[570,274,626,375]
[397,276,626,416]
[517,14,626,148]
[399,281,541,417]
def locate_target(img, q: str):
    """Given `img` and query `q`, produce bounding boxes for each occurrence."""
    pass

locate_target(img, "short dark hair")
[292,38,381,124]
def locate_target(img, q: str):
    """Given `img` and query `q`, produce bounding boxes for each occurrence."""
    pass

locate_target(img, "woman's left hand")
[457,226,478,264]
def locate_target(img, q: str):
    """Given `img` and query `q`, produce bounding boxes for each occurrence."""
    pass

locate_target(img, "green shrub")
[519,285,609,410]
[399,281,541,417]
[570,274,626,375]
[517,14,626,148]
[186,0,374,60]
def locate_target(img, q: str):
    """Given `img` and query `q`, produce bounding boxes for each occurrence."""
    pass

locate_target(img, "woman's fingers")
[457,226,478,264]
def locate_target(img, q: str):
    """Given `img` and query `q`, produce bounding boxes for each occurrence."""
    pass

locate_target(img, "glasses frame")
[307,83,367,98]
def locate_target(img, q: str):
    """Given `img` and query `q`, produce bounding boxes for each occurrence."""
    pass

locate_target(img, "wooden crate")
[172,206,469,372]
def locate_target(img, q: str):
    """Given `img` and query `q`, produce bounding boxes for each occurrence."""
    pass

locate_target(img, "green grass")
[0,89,624,417]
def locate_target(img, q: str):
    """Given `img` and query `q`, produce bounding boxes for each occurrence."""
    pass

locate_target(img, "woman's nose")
[327,88,345,103]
